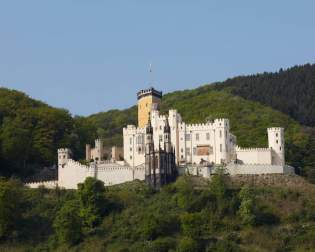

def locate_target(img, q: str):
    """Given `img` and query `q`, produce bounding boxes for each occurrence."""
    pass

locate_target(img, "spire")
[145,112,153,134]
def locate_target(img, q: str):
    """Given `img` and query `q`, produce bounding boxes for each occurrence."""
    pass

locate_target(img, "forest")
[1,172,315,251]
[0,63,315,181]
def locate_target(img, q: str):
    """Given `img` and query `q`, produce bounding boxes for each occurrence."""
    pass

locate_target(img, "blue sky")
[0,1,314,116]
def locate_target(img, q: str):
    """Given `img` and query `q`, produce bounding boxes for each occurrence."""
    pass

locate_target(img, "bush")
[77,177,107,229]
[177,236,199,252]
[53,200,82,245]
[0,178,23,239]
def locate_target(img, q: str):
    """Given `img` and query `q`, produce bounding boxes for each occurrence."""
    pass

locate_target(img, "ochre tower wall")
[138,94,161,128]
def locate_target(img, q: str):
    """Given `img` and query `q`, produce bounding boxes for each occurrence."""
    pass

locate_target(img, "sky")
[0,1,314,116]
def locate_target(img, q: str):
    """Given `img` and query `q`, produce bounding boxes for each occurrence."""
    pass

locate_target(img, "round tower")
[137,87,162,128]
[268,127,285,165]
[58,148,71,168]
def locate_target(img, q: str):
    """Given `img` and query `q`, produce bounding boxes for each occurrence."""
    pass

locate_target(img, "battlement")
[267,127,284,132]
[67,159,90,170]
[236,146,271,152]
[58,148,71,153]
[186,122,214,130]
[137,87,162,100]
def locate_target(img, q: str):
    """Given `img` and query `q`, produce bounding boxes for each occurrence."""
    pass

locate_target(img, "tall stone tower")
[137,88,162,128]
[268,127,285,165]
[58,148,72,168]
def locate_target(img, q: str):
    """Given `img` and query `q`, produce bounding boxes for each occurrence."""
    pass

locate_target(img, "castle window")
[196,133,199,141]
[280,146,282,151]
[181,148,183,153]
[159,135,163,142]
[276,140,278,144]
[193,147,196,155]
[160,126,162,130]
[220,131,222,138]
[220,144,222,152]
[130,147,132,152]
[206,133,210,140]
[63,155,65,158]
[130,137,132,145]
[130,156,132,160]
[276,133,278,137]
[185,134,191,141]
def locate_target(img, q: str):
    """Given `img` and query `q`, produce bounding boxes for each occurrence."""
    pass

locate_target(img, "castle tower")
[213,119,230,164]
[145,116,154,154]
[164,118,171,153]
[137,88,162,128]
[86,144,91,161]
[58,148,71,168]
[268,127,285,165]
[94,139,103,161]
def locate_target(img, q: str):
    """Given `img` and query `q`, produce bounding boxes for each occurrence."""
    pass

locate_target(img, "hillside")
[1,64,315,181]
[212,63,315,127]
[0,88,95,178]
[1,175,315,251]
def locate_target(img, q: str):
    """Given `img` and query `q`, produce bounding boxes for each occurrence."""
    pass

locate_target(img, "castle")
[26,87,294,189]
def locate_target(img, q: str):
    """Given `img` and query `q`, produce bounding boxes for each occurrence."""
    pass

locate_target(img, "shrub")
[53,200,82,245]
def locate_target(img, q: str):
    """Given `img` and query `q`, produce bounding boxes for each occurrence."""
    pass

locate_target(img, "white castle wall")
[58,159,94,189]
[226,164,294,175]
[235,147,272,165]
[58,154,146,189]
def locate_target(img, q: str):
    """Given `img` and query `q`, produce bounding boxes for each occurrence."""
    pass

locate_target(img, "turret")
[268,127,285,165]
[145,115,154,154]
[164,118,171,153]
[213,118,230,164]
[94,139,103,161]
[86,144,91,161]
[137,87,162,128]
[58,148,72,168]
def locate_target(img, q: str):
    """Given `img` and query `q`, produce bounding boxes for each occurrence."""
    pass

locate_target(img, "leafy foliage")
[1,176,315,251]
[0,178,23,239]
[77,177,107,229]
[53,200,82,245]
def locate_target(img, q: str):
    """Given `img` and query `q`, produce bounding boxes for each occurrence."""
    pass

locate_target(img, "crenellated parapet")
[137,87,162,100]
[235,146,271,152]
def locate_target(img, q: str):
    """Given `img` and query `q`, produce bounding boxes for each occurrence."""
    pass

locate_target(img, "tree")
[180,212,204,239]
[177,236,199,252]
[77,177,107,229]
[238,185,256,226]
[0,178,23,238]
[209,167,230,214]
[53,200,82,245]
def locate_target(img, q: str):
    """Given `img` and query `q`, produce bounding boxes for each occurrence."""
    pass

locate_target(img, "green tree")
[53,200,82,245]
[238,185,256,226]
[77,177,107,228]
[177,236,199,252]
[0,178,23,238]
[209,167,230,214]
[180,212,204,239]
